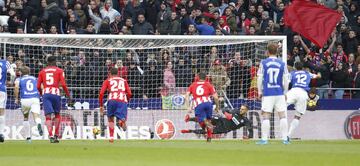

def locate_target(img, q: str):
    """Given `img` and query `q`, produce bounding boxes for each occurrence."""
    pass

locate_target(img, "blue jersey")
[258,57,287,96]
[0,60,11,92]
[18,75,39,99]
[290,70,314,91]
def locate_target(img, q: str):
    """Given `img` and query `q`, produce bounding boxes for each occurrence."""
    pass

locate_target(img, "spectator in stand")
[174,57,193,87]
[343,30,358,55]
[347,53,357,79]
[164,61,176,94]
[133,13,154,35]
[168,12,181,35]
[331,62,350,99]
[304,55,331,99]
[192,16,215,35]
[41,1,66,34]
[143,0,159,30]
[184,24,198,35]
[110,14,122,34]
[223,7,236,34]
[73,3,87,29]
[128,61,143,98]
[100,0,121,24]
[88,1,102,33]
[353,64,360,98]
[179,7,192,34]
[156,2,171,35]
[143,60,163,98]
[114,60,128,80]
[208,59,230,100]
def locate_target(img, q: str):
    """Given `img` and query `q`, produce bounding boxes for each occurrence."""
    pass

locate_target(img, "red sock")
[207,126,213,139]
[199,122,206,129]
[109,119,114,138]
[45,115,53,137]
[54,114,61,136]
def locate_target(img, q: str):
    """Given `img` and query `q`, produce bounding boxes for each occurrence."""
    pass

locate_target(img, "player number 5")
[46,73,54,85]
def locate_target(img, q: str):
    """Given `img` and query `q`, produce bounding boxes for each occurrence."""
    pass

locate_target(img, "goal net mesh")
[0,35,285,140]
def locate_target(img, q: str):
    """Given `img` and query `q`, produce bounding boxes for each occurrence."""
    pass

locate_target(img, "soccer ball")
[308,100,316,107]
[92,126,101,135]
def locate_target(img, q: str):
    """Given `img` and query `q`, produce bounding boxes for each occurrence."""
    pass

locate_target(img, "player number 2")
[196,85,204,95]
[110,80,125,91]
[26,80,34,91]
[267,68,280,84]
[46,73,54,85]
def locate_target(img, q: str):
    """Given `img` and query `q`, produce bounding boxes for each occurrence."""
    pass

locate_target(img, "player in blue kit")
[14,66,43,142]
[257,43,289,145]
[287,62,321,140]
[0,59,15,143]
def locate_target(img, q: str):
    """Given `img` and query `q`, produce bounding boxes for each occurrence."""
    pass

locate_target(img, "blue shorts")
[107,100,128,121]
[195,102,213,123]
[43,94,61,115]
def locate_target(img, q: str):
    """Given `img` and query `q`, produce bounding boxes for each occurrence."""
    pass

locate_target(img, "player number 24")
[110,80,125,91]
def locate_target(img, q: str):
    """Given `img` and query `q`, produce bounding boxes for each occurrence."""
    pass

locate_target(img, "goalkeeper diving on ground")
[181,104,253,139]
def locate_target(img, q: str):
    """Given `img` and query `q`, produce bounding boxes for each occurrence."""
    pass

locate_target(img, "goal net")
[0,34,286,140]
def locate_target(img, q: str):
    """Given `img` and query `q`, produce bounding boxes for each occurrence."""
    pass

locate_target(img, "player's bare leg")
[204,119,213,142]
[118,119,127,132]
[45,114,55,142]
[278,111,290,144]
[32,112,43,136]
[108,117,115,143]
[53,113,61,143]
[0,108,5,143]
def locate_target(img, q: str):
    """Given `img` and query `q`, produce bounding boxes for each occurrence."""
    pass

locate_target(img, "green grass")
[1,140,360,166]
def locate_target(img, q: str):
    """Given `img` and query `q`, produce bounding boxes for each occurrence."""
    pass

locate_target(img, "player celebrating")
[99,68,132,143]
[257,43,289,145]
[182,105,253,138]
[14,66,43,142]
[0,59,15,143]
[287,62,321,139]
[37,56,72,143]
[185,72,220,142]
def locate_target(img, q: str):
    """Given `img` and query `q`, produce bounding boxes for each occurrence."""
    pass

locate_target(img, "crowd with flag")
[0,0,359,99]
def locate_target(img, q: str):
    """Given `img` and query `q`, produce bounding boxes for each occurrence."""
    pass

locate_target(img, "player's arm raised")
[98,80,108,116]
[283,64,289,94]
[6,61,15,84]
[14,79,20,105]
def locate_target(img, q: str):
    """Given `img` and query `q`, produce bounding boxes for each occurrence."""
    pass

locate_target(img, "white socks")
[261,119,270,141]
[280,118,289,141]
[288,119,299,138]
[0,116,4,135]
[35,117,42,126]
[23,121,31,139]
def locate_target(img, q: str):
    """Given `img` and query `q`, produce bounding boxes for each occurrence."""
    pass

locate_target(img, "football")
[92,126,101,135]
[308,100,316,107]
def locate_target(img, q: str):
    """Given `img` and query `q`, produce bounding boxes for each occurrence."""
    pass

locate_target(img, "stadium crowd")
[0,0,360,99]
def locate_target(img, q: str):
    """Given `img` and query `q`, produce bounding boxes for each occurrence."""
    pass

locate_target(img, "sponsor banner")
[2,109,358,140]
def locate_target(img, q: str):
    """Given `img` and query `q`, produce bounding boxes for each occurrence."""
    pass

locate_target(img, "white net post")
[0,34,286,140]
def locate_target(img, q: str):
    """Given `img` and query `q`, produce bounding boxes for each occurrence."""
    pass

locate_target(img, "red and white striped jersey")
[188,81,216,108]
[99,76,132,107]
[37,66,70,96]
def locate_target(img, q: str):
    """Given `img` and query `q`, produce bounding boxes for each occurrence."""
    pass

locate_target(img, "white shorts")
[0,91,7,109]
[261,95,287,113]
[21,98,41,114]
[286,88,308,116]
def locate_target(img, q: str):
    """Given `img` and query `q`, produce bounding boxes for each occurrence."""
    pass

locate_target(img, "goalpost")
[0,34,287,140]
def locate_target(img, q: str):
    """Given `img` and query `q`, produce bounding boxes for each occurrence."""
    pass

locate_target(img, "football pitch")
[1,140,359,166]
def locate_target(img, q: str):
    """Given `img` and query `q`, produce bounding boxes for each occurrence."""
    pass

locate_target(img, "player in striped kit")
[0,59,15,143]
[14,66,43,142]
[37,56,72,143]
[185,72,220,142]
[99,68,132,143]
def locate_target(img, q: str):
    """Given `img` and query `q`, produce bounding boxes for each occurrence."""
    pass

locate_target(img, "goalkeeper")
[181,105,253,138]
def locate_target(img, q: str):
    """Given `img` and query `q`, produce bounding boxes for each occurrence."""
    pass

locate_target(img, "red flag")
[284,0,342,48]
